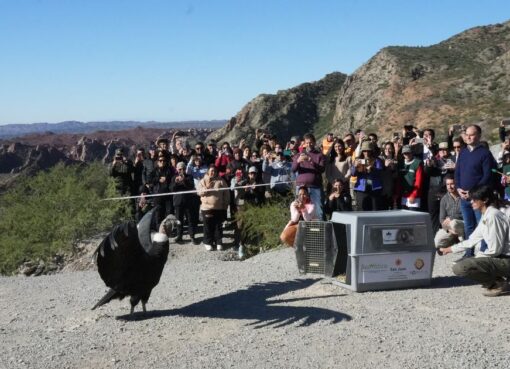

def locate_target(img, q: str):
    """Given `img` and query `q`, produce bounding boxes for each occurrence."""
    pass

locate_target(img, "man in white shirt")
[439,185,510,297]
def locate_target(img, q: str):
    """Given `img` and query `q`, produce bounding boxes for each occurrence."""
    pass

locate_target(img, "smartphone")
[359,159,366,165]
[414,138,424,144]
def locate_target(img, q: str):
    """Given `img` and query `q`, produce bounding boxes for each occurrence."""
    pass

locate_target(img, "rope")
[102,180,296,201]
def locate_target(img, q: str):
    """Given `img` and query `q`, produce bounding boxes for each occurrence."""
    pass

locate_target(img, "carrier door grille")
[302,221,326,274]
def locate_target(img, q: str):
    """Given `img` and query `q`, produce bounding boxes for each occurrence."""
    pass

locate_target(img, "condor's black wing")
[96,221,145,292]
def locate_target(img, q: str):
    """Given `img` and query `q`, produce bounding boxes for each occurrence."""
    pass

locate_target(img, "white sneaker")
[204,244,213,251]
[217,244,224,251]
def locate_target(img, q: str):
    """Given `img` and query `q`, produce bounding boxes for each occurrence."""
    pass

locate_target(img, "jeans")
[296,186,323,220]
[460,198,484,256]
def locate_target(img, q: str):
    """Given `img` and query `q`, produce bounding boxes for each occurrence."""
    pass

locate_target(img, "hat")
[438,142,449,150]
[290,136,300,142]
[156,137,168,145]
[115,148,123,156]
[360,141,374,152]
[176,162,186,170]
[248,166,258,173]
[402,145,412,154]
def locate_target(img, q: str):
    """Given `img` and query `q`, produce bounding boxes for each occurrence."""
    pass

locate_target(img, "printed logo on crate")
[359,253,431,283]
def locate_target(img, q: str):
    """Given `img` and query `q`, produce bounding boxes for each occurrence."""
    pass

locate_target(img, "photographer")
[151,152,174,226]
[379,141,398,209]
[291,133,326,219]
[351,140,383,211]
[402,124,417,146]
[214,142,233,178]
[109,148,134,196]
[324,179,352,218]
[396,145,424,210]
[169,162,197,243]
[262,151,293,197]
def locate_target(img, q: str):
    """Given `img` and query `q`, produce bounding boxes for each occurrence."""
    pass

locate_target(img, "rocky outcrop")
[208,72,347,145]
[0,127,217,193]
[212,20,510,144]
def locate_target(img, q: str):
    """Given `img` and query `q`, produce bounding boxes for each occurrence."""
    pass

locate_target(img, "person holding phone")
[351,140,384,211]
[397,145,424,210]
[292,133,326,219]
[169,162,196,243]
[151,152,174,227]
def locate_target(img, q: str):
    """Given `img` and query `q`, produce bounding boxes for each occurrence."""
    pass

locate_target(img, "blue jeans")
[296,186,323,220]
[460,198,485,255]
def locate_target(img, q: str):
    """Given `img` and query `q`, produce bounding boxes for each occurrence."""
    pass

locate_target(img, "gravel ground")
[1,239,510,369]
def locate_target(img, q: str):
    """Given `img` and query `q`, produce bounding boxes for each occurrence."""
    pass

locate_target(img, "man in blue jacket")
[454,124,496,256]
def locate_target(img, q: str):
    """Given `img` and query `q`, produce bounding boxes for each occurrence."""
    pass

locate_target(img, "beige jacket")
[198,175,230,211]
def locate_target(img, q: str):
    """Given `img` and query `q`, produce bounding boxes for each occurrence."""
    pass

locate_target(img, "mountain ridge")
[211,19,510,145]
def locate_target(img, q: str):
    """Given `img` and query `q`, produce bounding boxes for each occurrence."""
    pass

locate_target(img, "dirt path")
[1,243,509,369]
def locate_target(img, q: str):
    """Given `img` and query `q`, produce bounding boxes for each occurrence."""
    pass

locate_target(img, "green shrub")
[235,195,293,256]
[0,162,131,274]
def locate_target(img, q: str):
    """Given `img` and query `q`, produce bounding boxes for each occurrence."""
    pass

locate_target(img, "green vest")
[399,159,421,195]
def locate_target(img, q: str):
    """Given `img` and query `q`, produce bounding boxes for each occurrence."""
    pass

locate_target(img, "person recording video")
[109,148,134,196]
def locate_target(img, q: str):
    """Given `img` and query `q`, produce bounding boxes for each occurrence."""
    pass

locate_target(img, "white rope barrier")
[102,180,296,201]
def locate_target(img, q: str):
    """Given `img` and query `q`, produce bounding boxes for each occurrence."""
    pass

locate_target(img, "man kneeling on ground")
[439,185,510,297]
[434,174,464,248]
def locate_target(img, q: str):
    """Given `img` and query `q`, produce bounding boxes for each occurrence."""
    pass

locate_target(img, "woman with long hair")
[325,139,351,193]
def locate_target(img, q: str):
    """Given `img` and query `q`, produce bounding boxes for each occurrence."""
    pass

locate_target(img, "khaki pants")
[434,219,464,248]
[452,257,510,284]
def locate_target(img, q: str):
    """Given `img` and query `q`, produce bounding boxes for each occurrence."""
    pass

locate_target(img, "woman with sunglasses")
[151,152,175,227]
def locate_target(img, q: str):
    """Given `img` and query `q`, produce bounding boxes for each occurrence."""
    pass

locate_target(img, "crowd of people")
[108,121,510,296]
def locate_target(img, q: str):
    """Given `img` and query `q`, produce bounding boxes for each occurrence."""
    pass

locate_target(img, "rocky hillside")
[0,126,214,193]
[208,72,347,144]
[211,20,510,144]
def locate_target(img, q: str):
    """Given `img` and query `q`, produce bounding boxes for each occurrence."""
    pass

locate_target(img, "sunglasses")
[158,159,166,162]
[195,147,202,150]
[453,146,461,149]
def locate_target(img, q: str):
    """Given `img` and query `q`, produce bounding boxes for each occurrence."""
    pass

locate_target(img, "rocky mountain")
[208,72,347,144]
[0,120,226,140]
[211,20,510,145]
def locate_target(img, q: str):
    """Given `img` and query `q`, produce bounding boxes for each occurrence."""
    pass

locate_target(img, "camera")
[359,159,366,165]
[414,138,424,145]
[502,119,510,127]
[393,132,400,138]
[115,155,122,160]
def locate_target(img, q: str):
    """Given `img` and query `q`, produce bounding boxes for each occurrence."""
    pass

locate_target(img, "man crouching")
[439,185,510,297]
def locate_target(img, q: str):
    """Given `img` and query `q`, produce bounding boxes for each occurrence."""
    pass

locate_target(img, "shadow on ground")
[118,278,351,327]
[427,275,479,289]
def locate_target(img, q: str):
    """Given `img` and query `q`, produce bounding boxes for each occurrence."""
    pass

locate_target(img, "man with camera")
[109,148,134,196]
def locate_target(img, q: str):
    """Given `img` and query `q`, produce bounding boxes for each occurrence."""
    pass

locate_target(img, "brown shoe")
[483,280,510,297]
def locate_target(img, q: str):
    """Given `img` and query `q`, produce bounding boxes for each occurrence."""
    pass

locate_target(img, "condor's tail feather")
[92,288,121,310]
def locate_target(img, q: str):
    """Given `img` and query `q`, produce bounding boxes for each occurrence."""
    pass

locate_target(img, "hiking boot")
[217,244,224,251]
[174,236,183,243]
[191,237,200,245]
[483,280,509,297]
[203,244,213,251]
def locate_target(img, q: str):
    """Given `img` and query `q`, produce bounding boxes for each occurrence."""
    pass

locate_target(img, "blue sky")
[0,0,509,124]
